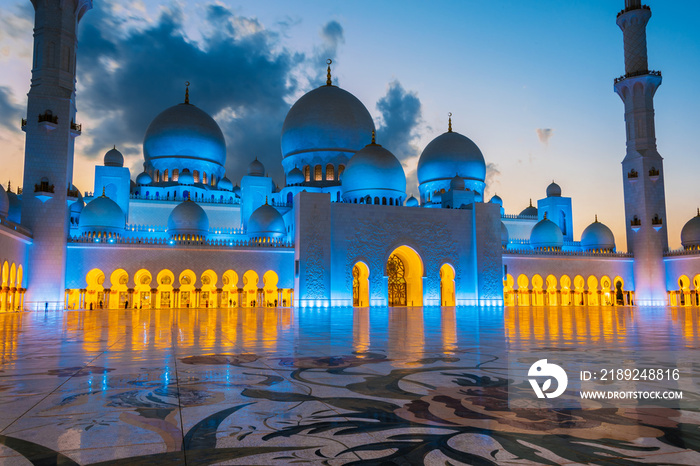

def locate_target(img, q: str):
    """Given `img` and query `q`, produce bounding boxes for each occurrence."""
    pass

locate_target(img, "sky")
[0,0,699,250]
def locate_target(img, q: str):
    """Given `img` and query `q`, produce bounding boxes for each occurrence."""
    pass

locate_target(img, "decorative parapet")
[614,69,661,84]
[664,248,700,257]
[501,213,537,220]
[504,249,633,258]
[68,235,294,249]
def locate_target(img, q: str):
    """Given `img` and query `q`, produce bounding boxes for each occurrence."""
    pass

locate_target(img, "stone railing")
[505,249,633,258]
[69,235,293,249]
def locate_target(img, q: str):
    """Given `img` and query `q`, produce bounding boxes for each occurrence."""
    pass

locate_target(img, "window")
[203,172,208,185]
[163,169,168,182]
[326,164,335,181]
[314,165,323,181]
[304,166,310,182]
[193,170,200,183]
[172,169,179,182]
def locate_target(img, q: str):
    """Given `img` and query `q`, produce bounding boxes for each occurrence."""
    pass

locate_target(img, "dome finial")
[529,198,533,207]
[101,187,106,198]
[371,130,376,144]
[448,112,452,132]
[265,196,268,205]
[543,211,548,220]
[184,81,190,104]
[697,208,699,217]
[326,59,333,86]
[595,214,598,222]
[7,180,10,191]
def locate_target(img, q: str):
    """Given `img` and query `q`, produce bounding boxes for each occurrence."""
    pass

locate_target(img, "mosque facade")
[1,0,699,312]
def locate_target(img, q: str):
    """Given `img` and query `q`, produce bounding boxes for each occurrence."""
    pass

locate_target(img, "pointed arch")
[178,269,196,308]
[353,262,370,307]
[243,270,259,307]
[387,246,423,306]
[263,270,279,307]
[440,263,456,306]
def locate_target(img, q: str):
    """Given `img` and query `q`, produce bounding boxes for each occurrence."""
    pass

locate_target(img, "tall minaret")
[21,0,93,309]
[614,0,668,306]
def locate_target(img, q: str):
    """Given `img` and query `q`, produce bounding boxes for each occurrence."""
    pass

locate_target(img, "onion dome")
[143,87,226,180]
[281,61,375,173]
[232,184,241,197]
[581,215,616,252]
[449,174,465,191]
[167,199,209,239]
[218,176,233,191]
[136,171,152,185]
[341,135,406,204]
[178,168,194,185]
[248,201,286,240]
[406,195,419,207]
[287,166,304,185]
[519,199,538,217]
[6,190,21,223]
[681,209,700,249]
[530,214,563,250]
[0,184,8,218]
[70,199,85,214]
[104,146,124,167]
[79,192,126,235]
[490,194,503,206]
[501,221,509,247]
[248,158,265,177]
[546,181,562,198]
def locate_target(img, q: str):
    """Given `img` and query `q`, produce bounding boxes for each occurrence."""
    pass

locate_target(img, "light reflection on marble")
[0,306,696,464]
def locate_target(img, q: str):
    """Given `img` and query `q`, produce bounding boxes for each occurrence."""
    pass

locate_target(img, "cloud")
[0,86,22,133]
[375,80,423,192]
[536,128,553,145]
[485,162,501,197]
[311,20,344,85]
[76,2,303,185]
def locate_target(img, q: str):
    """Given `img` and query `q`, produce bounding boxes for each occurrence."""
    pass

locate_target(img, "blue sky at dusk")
[0,0,698,249]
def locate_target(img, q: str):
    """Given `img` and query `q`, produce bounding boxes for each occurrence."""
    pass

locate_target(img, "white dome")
[248,203,286,240]
[167,200,209,238]
[490,194,503,206]
[406,195,419,207]
[218,176,233,191]
[450,174,465,191]
[530,216,563,250]
[287,167,304,185]
[341,141,406,203]
[581,217,615,252]
[70,199,85,213]
[178,169,194,186]
[104,146,124,167]
[136,171,152,185]
[681,210,700,249]
[232,185,241,196]
[519,200,538,217]
[79,195,125,234]
[248,158,265,177]
[281,84,375,165]
[0,184,8,218]
[417,130,485,184]
[546,181,562,197]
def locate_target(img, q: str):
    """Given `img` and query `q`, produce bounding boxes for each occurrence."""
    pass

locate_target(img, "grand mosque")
[0,0,698,312]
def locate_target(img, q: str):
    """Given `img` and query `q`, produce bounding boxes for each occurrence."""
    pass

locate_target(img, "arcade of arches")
[670,274,700,307]
[1,261,26,312]
[66,268,293,310]
[503,274,632,307]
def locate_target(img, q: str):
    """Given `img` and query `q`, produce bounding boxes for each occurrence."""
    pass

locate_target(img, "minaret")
[614,0,668,305]
[21,1,93,309]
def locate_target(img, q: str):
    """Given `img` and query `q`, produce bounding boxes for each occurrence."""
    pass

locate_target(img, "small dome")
[0,184,8,218]
[70,199,85,213]
[248,158,265,177]
[546,181,562,198]
[530,216,563,250]
[581,216,615,251]
[681,210,700,249]
[490,194,503,206]
[248,202,286,240]
[287,167,304,185]
[406,195,419,207]
[417,130,485,184]
[79,195,125,234]
[232,185,241,196]
[519,200,538,217]
[218,176,233,191]
[501,221,509,247]
[450,174,465,191]
[341,141,406,202]
[178,169,194,185]
[168,200,209,238]
[104,146,124,167]
[6,191,21,223]
[136,171,152,185]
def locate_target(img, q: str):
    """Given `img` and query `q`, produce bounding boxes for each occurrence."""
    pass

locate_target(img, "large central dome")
[280,82,375,179]
[143,102,227,181]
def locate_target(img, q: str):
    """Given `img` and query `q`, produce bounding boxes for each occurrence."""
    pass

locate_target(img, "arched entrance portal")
[440,264,455,306]
[386,246,423,307]
[353,262,369,307]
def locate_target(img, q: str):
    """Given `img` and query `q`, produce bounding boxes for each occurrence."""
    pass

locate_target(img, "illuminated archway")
[178,269,196,308]
[386,246,423,307]
[222,270,238,307]
[201,270,218,308]
[263,270,279,307]
[503,274,515,306]
[353,262,370,307]
[573,275,585,306]
[85,268,105,309]
[0,262,7,311]
[157,269,175,308]
[693,275,700,306]
[531,274,544,306]
[679,275,691,307]
[440,263,456,306]
[517,274,529,306]
[614,276,625,306]
[587,276,599,306]
[134,269,153,309]
[109,269,129,309]
[545,275,557,306]
[600,276,613,306]
[560,275,572,306]
[243,270,259,307]
[9,263,15,289]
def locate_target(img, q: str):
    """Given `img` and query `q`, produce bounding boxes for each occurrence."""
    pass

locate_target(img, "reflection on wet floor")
[0,306,698,464]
